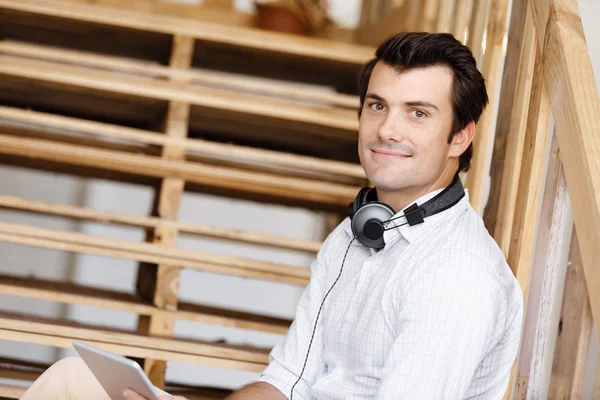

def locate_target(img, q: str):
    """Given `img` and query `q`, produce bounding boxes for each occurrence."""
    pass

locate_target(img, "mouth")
[371,149,412,158]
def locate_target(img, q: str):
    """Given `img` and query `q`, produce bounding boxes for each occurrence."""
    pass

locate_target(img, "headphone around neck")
[348,175,466,249]
[290,175,466,400]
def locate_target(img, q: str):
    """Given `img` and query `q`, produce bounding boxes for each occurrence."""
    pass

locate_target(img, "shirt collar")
[344,188,470,245]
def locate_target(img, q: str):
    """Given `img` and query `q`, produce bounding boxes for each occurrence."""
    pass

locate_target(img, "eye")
[369,102,386,112]
[411,109,427,118]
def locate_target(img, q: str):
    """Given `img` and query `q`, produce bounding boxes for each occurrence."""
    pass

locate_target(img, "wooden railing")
[359,0,600,397]
[481,0,600,397]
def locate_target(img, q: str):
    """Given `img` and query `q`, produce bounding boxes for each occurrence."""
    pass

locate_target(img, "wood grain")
[0,55,358,135]
[539,0,600,339]
[548,232,592,399]
[139,34,194,386]
[0,0,374,65]
[513,136,572,399]
[0,221,311,285]
[0,195,321,253]
[0,274,290,334]
[492,7,536,255]
[465,0,510,214]
[0,134,360,208]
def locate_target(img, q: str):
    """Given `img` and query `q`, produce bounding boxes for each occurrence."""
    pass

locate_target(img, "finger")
[123,388,147,400]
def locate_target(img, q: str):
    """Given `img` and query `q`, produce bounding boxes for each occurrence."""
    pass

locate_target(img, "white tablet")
[73,340,164,400]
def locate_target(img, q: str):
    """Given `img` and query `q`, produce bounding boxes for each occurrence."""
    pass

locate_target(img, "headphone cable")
[290,236,356,400]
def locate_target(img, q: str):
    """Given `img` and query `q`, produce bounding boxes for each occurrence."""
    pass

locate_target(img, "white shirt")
[259,190,523,399]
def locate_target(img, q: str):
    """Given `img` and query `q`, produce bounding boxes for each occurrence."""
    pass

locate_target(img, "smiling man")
[21,32,523,400]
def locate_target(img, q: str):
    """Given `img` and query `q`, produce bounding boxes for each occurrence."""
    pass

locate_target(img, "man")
[21,32,523,400]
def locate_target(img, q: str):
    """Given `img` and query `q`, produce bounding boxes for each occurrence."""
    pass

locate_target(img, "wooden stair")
[0,0,376,393]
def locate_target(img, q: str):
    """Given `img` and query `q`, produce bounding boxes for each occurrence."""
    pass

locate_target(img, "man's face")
[358,62,459,194]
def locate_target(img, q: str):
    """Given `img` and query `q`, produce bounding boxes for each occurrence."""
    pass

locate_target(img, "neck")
[377,168,457,213]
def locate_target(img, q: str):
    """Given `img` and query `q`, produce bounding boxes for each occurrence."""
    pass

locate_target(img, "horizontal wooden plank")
[0,106,365,184]
[0,195,321,254]
[0,41,359,110]
[0,384,25,399]
[0,0,374,65]
[63,0,253,28]
[0,134,359,209]
[0,222,311,285]
[0,357,232,399]
[0,312,269,368]
[0,331,265,373]
[0,274,291,334]
[0,55,358,136]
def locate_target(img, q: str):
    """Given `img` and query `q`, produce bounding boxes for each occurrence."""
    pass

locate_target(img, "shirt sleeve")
[375,247,510,400]
[258,227,341,399]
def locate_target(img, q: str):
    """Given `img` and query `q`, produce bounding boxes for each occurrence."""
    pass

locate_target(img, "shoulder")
[393,205,522,315]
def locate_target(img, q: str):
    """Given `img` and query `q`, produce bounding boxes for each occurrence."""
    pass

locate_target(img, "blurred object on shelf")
[254,0,328,36]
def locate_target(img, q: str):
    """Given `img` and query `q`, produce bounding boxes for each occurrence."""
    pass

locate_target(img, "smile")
[371,149,412,158]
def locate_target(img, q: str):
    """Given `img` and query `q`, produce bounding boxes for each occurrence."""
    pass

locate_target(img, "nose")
[377,112,401,142]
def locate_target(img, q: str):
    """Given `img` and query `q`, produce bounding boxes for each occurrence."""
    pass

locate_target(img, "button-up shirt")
[259,190,523,399]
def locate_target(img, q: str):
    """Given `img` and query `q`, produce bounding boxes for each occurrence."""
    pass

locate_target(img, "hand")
[122,388,187,400]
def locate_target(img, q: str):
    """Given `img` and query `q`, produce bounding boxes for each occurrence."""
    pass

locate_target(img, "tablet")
[73,340,164,400]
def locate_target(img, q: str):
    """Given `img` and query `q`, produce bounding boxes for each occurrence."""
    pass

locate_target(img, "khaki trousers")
[20,357,169,400]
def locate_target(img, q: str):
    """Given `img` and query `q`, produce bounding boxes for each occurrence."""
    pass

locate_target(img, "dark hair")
[358,32,488,173]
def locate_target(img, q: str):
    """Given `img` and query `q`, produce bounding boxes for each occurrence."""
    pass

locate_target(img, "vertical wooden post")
[501,38,552,400]
[512,136,572,399]
[422,0,439,32]
[548,232,592,399]
[451,0,472,44]
[464,0,510,215]
[482,0,529,235]
[136,34,195,388]
[491,7,536,255]
[435,0,456,33]
[465,0,489,64]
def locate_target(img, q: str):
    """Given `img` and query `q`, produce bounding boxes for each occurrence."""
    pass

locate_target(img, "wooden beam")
[0,0,374,65]
[465,0,510,215]
[492,5,537,255]
[0,222,310,285]
[0,41,359,110]
[538,0,600,338]
[513,135,572,398]
[451,0,472,43]
[0,134,360,208]
[0,313,269,371]
[0,106,365,184]
[435,0,455,33]
[138,34,193,387]
[62,0,249,27]
[0,274,290,334]
[505,54,551,297]
[501,36,552,400]
[422,0,440,33]
[0,55,358,136]
[483,0,529,235]
[466,0,490,65]
[548,232,592,399]
[0,385,25,399]
[0,195,321,253]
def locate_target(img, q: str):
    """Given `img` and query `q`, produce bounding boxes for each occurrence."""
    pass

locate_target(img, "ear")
[448,120,476,158]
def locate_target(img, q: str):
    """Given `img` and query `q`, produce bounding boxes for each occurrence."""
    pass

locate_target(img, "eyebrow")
[405,101,439,112]
[365,93,440,112]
